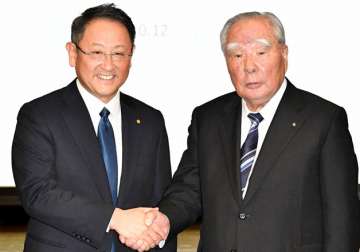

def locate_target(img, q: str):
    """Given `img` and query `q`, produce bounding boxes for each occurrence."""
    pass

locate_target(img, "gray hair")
[220,12,286,53]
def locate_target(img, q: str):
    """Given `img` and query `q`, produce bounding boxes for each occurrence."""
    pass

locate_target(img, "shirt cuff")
[159,239,166,248]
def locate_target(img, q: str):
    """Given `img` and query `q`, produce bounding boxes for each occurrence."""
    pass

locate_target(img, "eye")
[230,53,242,59]
[113,52,126,57]
[91,50,104,55]
[257,51,266,56]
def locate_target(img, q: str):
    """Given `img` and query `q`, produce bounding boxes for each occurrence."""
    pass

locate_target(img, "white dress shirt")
[241,79,287,197]
[76,79,122,195]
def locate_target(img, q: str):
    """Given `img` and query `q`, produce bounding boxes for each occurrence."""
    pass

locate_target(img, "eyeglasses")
[74,43,132,62]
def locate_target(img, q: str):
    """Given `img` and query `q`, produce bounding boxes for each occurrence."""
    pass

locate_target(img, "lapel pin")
[136,119,141,125]
[292,122,296,127]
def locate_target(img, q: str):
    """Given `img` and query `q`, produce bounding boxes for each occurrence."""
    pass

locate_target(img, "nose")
[101,54,115,70]
[244,55,257,73]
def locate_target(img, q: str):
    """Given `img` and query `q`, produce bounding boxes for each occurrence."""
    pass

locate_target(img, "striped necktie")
[240,113,263,193]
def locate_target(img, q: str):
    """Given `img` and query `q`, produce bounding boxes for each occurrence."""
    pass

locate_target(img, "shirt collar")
[76,79,121,117]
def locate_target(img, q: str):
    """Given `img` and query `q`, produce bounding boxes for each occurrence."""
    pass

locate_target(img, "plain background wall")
[1,0,359,186]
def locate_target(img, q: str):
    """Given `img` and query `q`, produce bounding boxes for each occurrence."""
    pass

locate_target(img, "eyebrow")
[90,43,129,50]
[226,42,241,51]
[254,38,272,47]
[226,38,272,52]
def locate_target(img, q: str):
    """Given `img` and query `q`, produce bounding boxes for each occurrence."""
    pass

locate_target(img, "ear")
[281,44,288,59]
[281,44,289,70]
[66,42,77,67]
[129,44,136,68]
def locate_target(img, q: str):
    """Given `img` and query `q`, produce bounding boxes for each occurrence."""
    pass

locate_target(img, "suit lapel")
[243,82,308,205]
[60,81,112,203]
[218,93,243,208]
[117,93,143,206]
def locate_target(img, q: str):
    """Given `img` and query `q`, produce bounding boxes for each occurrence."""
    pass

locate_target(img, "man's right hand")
[120,210,171,251]
[109,207,158,240]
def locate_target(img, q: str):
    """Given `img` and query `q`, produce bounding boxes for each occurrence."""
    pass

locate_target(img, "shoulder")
[288,82,344,116]
[120,92,165,124]
[285,81,349,135]
[17,83,72,119]
[192,91,239,118]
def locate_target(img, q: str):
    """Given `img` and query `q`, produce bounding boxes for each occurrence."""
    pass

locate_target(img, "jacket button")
[239,213,247,220]
[86,238,91,243]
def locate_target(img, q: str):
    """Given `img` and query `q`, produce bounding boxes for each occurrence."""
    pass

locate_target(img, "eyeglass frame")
[74,43,132,62]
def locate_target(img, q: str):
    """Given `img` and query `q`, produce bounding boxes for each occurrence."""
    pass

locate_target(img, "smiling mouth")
[97,74,116,80]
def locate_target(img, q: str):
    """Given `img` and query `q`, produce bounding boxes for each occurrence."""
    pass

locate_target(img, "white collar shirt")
[240,78,287,197]
[76,79,122,195]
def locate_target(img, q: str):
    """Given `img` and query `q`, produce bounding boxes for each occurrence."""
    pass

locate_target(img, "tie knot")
[248,113,263,125]
[100,107,110,118]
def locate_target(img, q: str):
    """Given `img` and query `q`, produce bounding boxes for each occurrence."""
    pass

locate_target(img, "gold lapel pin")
[136,119,141,125]
[292,122,296,127]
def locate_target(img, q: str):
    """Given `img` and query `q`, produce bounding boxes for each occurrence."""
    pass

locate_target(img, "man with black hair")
[12,3,176,252]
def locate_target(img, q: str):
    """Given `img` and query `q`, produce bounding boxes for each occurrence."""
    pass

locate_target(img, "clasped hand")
[109,207,170,251]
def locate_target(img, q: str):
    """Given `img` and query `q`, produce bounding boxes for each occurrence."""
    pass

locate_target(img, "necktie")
[98,108,118,252]
[240,113,263,193]
[98,108,118,204]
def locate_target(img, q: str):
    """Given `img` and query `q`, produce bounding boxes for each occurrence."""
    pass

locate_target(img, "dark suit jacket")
[159,80,359,252]
[12,80,176,252]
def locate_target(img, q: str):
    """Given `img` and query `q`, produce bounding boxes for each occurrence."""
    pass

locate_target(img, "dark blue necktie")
[98,108,118,204]
[98,108,118,252]
[240,113,263,193]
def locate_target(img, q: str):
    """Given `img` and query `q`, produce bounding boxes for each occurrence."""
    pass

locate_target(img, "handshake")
[109,207,170,251]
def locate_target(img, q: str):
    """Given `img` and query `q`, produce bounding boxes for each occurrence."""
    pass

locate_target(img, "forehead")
[81,18,130,44]
[227,17,277,45]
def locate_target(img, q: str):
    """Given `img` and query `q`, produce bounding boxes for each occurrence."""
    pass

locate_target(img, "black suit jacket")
[159,80,359,252]
[12,80,176,252]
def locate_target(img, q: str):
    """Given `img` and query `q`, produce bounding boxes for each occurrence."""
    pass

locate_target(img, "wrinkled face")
[66,18,133,103]
[225,17,288,110]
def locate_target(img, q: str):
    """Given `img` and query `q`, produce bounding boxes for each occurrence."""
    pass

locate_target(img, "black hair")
[71,3,136,45]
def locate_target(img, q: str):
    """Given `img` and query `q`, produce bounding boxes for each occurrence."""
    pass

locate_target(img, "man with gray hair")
[130,11,359,252]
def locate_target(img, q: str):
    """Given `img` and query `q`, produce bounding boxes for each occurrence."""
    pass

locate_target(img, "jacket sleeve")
[153,112,172,203]
[153,112,178,251]
[159,107,202,237]
[12,103,114,248]
[320,107,360,251]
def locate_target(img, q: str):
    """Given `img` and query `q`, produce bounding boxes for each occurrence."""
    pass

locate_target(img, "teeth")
[98,74,114,80]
